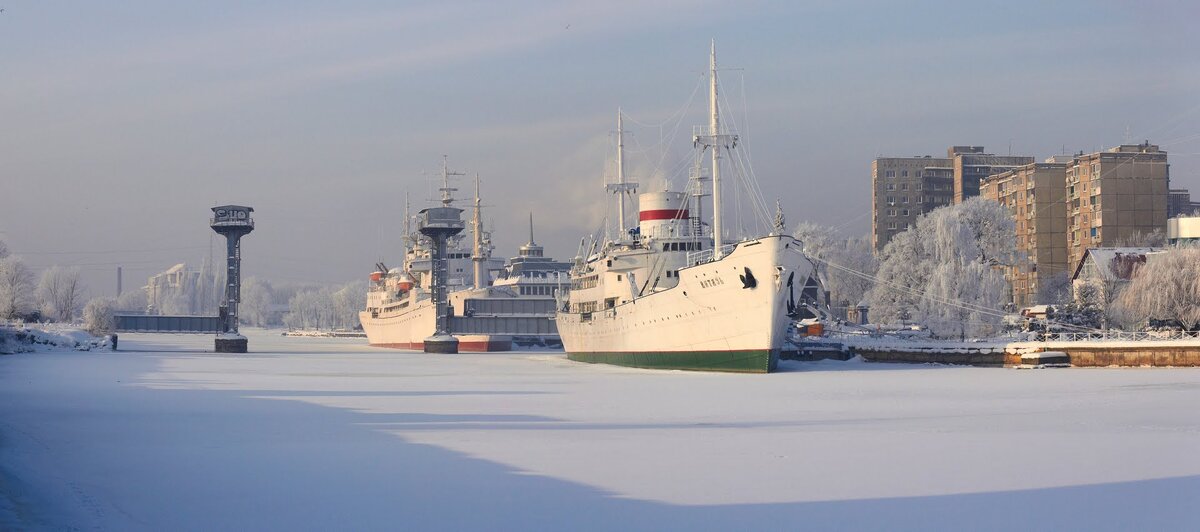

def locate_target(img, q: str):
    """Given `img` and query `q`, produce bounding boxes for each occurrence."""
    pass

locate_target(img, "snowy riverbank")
[1,330,1198,530]
[0,323,112,354]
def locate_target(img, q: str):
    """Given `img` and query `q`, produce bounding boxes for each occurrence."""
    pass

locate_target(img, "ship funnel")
[638,191,690,239]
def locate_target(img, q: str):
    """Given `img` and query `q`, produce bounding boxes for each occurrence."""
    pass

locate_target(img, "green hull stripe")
[567,349,778,373]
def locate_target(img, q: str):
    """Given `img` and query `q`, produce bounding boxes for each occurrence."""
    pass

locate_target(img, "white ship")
[555,43,818,373]
[360,160,513,352]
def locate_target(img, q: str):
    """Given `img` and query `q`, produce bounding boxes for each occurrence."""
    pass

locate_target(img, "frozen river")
[2,329,1198,530]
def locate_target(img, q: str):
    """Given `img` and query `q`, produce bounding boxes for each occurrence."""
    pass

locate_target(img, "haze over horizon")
[3,0,1198,296]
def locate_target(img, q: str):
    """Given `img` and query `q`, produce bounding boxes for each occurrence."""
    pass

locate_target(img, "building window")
[916,183,923,191]
[886,196,894,204]
[900,183,908,191]
[886,183,894,191]
[888,222,897,229]
[917,196,924,204]
[901,196,909,203]
[885,170,896,178]
[901,170,909,177]
[901,209,909,216]
[888,209,897,216]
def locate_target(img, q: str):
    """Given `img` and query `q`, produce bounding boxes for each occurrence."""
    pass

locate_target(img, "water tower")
[210,205,254,353]
[419,160,466,353]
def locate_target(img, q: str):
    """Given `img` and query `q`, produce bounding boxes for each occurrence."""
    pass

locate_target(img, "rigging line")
[1132,101,1200,141]
[816,257,1014,320]
[715,83,772,227]
[620,75,706,129]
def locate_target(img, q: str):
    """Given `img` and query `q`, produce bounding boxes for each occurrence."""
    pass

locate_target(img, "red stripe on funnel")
[639,209,689,221]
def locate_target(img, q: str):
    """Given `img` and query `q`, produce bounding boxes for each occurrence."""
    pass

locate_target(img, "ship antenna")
[439,155,464,206]
[528,212,536,245]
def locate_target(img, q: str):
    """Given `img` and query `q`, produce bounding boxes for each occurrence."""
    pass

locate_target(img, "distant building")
[980,160,1069,307]
[1167,188,1200,217]
[872,146,1032,252]
[870,155,954,251]
[145,261,224,316]
[1066,143,1169,271]
[949,146,1034,203]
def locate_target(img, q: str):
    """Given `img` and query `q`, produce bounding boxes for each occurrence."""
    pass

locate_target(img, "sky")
[2,0,1199,297]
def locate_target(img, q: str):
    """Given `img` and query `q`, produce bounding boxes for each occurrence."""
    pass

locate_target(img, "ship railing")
[686,243,736,266]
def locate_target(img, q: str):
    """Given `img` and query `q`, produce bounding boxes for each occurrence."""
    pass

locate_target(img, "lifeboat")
[397,273,415,292]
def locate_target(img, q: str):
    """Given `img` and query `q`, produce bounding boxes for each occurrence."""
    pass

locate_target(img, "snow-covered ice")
[2,330,1198,531]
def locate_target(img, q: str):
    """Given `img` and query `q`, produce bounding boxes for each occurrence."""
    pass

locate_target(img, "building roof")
[1071,247,1161,282]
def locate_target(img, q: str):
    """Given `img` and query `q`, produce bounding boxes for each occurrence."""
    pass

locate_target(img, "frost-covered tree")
[115,288,148,312]
[793,222,878,316]
[867,197,1015,339]
[284,289,335,330]
[282,282,366,330]
[0,239,9,259]
[0,256,36,320]
[240,278,274,328]
[38,266,85,322]
[1036,271,1073,306]
[331,282,367,329]
[1117,248,1200,330]
[83,297,116,335]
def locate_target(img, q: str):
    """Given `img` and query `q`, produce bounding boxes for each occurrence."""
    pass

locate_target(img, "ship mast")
[472,174,486,289]
[693,41,737,259]
[606,108,638,242]
[616,109,627,235]
[404,191,411,249]
[708,40,724,258]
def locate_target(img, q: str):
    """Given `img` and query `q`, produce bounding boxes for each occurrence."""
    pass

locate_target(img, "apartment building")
[980,161,1068,307]
[1065,143,1169,270]
[948,146,1034,203]
[871,156,955,250]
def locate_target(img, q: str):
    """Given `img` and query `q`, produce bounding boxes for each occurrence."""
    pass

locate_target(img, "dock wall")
[839,341,1200,368]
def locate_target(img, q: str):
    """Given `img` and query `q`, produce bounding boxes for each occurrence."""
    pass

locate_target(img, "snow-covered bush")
[867,197,1015,340]
[83,297,117,335]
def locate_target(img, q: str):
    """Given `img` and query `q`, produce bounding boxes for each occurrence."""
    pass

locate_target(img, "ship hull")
[359,293,513,352]
[565,349,776,373]
[557,235,811,373]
